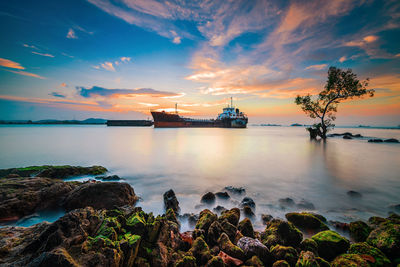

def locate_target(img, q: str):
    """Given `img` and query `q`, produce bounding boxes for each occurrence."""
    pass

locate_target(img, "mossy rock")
[220,219,237,242]
[190,237,212,266]
[300,238,319,255]
[262,219,303,248]
[272,260,290,267]
[245,255,264,266]
[270,245,298,266]
[315,257,330,267]
[331,254,369,267]
[196,209,217,233]
[349,242,391,267]
[368,217,387,226]
[126,211,147,236]
[367,221,400,260]
[0,165,108,178]
[219,208,241,226]
[218,233,245,260]
[349,221,371,242]
[120,234,141,266]
[285,212,329,232]
[206,256,225,267]
[238,218,255,238]
[296,251,319,267]
[311,230,349,261]
[175,255,197,267]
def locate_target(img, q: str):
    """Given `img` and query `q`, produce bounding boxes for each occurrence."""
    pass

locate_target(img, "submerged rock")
[201,192,216,205]
[62,182,138,211]
[384,138,399,143]
[278,198,295,207]
[311,230,350,261]
[296,199,315,210]
[368,139,383,143]
[224,186,245,195]
[215,191,230,200]
[242,206,255,218]
[213,205,227,214]
[240,197,256,209]
[163,189,180,213]
[343,135,353,139]
[347,190,362,197]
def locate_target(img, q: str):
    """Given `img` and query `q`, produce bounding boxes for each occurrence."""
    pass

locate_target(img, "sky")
[0,0,399,125]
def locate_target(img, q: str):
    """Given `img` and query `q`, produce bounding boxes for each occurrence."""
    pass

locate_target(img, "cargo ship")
[151,98,248,128]
[106,120,153,127]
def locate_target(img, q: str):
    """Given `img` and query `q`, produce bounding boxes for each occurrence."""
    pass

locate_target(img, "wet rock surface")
[163,189,180,213]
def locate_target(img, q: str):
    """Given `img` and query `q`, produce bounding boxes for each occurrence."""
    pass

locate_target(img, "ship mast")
[231,97,233,108]
[175,103,178,114]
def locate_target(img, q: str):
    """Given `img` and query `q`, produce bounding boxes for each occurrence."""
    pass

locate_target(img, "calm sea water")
[1,125,399,230]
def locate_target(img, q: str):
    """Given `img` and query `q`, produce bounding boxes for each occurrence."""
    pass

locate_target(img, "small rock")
[95,175,121,181]
[215,191,230,199]
[201,192,216,204]
[224,186,245,195]
[238,218,255,238]
[213,205,227,214]
[240,197,256,209]
[237,236,271,265]
[329,221,350,231]
[278,198,295,207]
[384,138,399,143]
[343,135,353,139]
[296,199,315,210]
[368,139,383,143]
[347,190,362,198]
[242,206,255,218]
[261,214,273,225]
[163,189,180,213]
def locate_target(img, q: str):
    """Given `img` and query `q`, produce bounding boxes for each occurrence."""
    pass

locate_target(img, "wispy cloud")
[66,28,77,39]
[23,43,38,50]
[100,62,115,71]
[50,92,66,98]
[4,69,45,79]
[305,64,327,70]
[94,57,132,71]
[32,51,55,58]
[0,58,25,69]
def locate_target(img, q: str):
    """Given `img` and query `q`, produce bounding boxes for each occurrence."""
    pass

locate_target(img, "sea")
[0,125,399,231]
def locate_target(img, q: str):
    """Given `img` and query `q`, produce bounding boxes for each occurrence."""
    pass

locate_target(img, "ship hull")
[151,112,247,128]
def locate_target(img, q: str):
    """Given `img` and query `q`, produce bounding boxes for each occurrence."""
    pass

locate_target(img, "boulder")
[208,221,223,246]
[299,238,319,255]
[240,197,256,209]
[242,206,255,218]
[331,254,369,267]
[296,251,319,267]
[237,236,271,265]
[206,255,225,267]
[215,192,230,200]
[201,192,216,204]
[238,218,255,238]
[311,230,350,261]
[285,212,329,232]
[367,220,400,259]
[343,135,352,139]
[245,255,264,267]
[349,242,391,267]
[261,214,273,225]
[261,219,303,248]
[196,209,217,233]
[213,205,227,214]
[190,237,212,266]
[62,182,138,211]
[0,177,79,221]
[270,245,298,266]
[349,221,372,242]
[278,198,295,207]
[163,189,180,213]
[175,255,197,267]
[219,208,240,226]
[218,233,245,260]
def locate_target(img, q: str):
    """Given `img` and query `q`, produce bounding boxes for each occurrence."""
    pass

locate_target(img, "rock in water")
[285,212,329,232]
[261,214,273,225]
[349,221,371,242]
[347,190,362,197]
[261,219,303,248]
[237,236,271,265]
[163,189,180,213]
[215,191,230,200]
[240,197,256,209]
[201,192,216,204]
[224,186,245,195]
[62,182,138,211]
[311,230,350,261]
[296,199,315,210]
[368,139,383,143]
[278,198,295,207]
[384,138,399,143]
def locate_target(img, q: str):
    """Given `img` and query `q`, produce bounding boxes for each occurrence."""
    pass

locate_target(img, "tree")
[295,66,374,139]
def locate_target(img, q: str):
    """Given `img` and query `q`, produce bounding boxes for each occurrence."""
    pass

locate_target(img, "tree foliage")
[295,66,374,139]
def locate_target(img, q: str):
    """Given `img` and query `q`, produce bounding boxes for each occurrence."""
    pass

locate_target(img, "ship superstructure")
[151,98,248,128]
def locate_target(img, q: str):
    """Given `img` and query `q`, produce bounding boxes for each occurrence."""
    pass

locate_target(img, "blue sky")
[0,0,399,125]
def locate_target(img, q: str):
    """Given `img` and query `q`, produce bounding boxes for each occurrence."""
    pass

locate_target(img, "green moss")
[331,254,369,267]
[349,221,371,242]
[367,221,400,259]
[195,209,217,232]
[349,242,391,267]
[175,255,197,267]
[270,245,298,266]
[121,233,141,246]
[311,230,349,261]
[285,212,329,232]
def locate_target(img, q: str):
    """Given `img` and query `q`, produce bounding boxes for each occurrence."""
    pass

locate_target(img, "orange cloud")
[4,69,45,79]
[0,58,24,69]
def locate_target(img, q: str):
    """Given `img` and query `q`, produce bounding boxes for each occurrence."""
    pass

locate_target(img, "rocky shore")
[0,165,399,266]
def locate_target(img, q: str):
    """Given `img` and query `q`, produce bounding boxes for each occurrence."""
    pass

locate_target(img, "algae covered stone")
[299,238,318,255]
[272,260,290,267]
[331,254,369,267]
[219,208,240,226]
[349,221,371,242]
[270,245,298,266]
[295,251,319,267]
[349,242,391,267]
[285,212,329,232]
[262,219,303,248]
[311,230,349,261]
[366,221,400,260]
[218,232,245,260]
[196,209,218,233]
[238,218,255,238]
